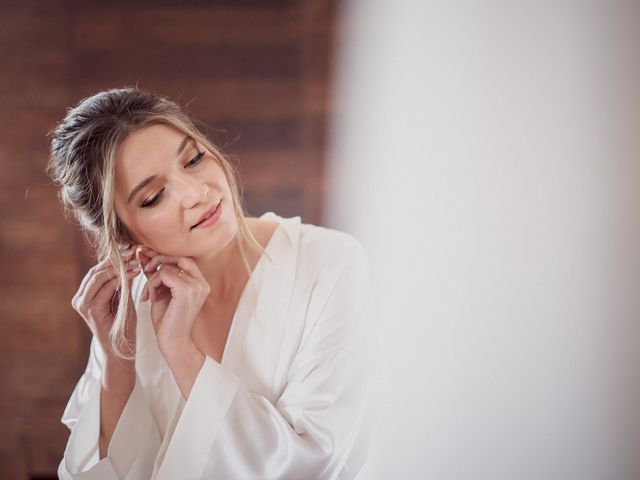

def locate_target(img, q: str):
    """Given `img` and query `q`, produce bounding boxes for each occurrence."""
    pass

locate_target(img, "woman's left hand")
[139,246,211,355]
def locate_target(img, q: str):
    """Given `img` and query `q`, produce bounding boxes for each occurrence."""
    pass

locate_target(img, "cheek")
[139,210,177,232]
[210,160,229,183]
[125,211,171,239]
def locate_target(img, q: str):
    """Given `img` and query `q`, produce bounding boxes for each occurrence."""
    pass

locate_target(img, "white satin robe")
[57,212,377,480]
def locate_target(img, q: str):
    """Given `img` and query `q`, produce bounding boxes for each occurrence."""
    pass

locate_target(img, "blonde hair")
[47,87,270,360]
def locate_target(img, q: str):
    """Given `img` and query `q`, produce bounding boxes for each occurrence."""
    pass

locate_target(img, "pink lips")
[191,199,222,229]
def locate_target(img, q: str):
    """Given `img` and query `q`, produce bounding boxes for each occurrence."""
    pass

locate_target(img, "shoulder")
[299,221,365,256]
[294,222,374,340]
[297,220,371,283]
[245,217,279,249]
[258,211,371,284]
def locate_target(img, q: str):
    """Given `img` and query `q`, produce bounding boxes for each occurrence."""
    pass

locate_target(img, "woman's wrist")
[102,351,136,388]
[158,335,197,360]
[160,340,205,400]
[161,339,203,369]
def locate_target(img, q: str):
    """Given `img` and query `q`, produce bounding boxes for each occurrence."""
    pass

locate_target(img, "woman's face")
[114,123,237,257]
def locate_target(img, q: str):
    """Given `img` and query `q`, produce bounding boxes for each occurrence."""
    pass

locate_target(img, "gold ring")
[178,269,185,279]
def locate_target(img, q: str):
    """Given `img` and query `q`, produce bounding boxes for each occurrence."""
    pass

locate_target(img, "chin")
[192,221,236,253]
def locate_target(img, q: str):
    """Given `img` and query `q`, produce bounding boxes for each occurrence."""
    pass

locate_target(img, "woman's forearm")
[99,354,136,459]
[161,341,205,401]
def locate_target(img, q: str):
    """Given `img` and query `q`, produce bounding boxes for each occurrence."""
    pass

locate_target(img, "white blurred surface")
[325,1,640,479]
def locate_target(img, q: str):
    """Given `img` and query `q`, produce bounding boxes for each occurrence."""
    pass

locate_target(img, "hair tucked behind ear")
[46,87,270,360]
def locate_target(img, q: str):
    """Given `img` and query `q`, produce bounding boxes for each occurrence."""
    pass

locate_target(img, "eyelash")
[140,151,206,208]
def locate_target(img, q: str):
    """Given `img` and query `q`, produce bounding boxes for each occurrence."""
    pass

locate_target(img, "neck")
[192,233,251,303]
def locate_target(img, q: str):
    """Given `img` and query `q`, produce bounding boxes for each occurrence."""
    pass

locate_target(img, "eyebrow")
[126,135,194,205]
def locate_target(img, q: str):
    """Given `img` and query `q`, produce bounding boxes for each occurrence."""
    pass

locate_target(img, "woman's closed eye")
[141,189,164,208]
[185,150,205,168]
[140,151,206,208]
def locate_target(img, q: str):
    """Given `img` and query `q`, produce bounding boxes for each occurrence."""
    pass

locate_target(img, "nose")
[175,174,208,208]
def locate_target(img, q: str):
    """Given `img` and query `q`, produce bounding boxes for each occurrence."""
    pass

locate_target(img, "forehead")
[116,123,186,172]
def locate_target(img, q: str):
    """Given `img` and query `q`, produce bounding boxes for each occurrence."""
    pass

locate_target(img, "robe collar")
[221,212,302,394]
[260,211,301,248]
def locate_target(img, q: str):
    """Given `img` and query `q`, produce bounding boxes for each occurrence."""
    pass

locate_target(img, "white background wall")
[324,1,640,479]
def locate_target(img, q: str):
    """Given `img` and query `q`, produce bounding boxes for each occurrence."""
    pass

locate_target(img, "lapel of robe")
[222,213,302,403]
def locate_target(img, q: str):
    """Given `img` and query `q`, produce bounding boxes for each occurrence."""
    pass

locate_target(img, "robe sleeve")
[154,237,377,480]
[57,333,161,479]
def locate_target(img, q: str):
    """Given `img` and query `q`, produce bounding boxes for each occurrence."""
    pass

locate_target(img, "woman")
[47,87,377,479]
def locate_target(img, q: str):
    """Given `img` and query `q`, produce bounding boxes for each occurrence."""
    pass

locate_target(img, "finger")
[142,255,199,279]
[140,278,161,302]
[97,257,142,274]
[141,261,194,302]
[146,263,195,290]
[93,269,141,307]
[76,257,109,296]
[125,265,143,290]
[136,245,160,260]
[82,269,134,303]
[83,263,141,306]
[146,269,171,303]
[107,270,141,317]
[141,279,152,302]
[135,246,157,272]
[78,250,138,299]
[143,264,192,302]
[141,275,155,302]
[119,246,137,261]
[95,275,120,318]
[81,257,140,295]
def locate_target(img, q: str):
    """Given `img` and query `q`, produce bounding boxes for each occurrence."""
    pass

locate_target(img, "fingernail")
[117,242,131,251]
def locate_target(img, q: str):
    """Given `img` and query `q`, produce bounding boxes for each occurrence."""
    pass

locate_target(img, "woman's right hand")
[71,243,143,353]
